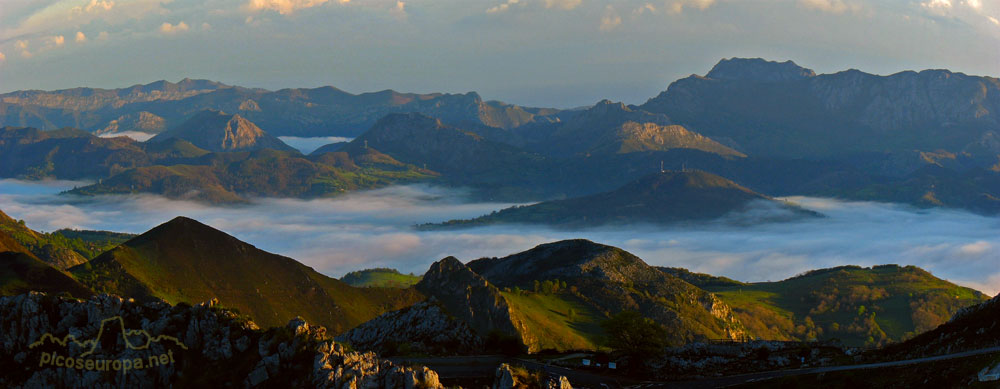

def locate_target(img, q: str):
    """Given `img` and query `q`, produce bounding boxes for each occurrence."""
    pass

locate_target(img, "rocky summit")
[0,292,443,388]
[149,109,296,152]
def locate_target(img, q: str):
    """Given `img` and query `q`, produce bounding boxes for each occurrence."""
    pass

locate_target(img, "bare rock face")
[706,58,816,82]
[0,293,443,388]
[491,363,573,389]
[149,109,296,152]
[97,112,167,135]
[335,299,483,356]
[415,257,525,342]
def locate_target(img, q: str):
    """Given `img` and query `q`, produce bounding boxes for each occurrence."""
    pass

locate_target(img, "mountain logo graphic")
[29,316,188,373]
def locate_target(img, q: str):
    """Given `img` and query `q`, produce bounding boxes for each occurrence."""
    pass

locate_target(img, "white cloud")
[15,40,31,58]
[544,0,581,10]
[487,0,520,13]
[800,0,864,14]
[633,3,657,16]
[247,0,350,15]
[965,0,981,10]
[600,5,622,31]
[159,21,190,34]
[990,16,1000,25]
[668,0,716,14]
[75,31,87,43]
[957,241,992,256]
[486,0,580,14]
[922,0,952,9]
[84,0,115,12]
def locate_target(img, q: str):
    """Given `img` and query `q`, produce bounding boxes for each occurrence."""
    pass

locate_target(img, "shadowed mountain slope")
[70,216,422,333]
[428,170,817,228]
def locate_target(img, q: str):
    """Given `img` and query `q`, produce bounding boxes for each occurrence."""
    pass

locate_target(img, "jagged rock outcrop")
[415,257,525,342]
[492,363,572,389]
[97,112,167,135]
[335,299,483,355]
[641,58,1000,159]
[149,109,296,152]
[537,100,740,158]
[0,292,444,388]
[705,58,816,82]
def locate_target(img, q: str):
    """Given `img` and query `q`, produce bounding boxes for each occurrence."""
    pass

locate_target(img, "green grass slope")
[0,209,133,269]
[70,216,422,333]
[500,289,606,352]
[706,265,988,347]
[469,239,749,347]
[0,252,94,298]
[341,268,421,288]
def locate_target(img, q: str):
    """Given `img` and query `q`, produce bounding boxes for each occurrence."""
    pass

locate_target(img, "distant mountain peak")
[706,57,816,82]
[589,99,630,114]
[149,109,296,152]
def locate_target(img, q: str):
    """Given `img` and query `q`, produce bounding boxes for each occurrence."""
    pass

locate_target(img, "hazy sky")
[1,0,998,107]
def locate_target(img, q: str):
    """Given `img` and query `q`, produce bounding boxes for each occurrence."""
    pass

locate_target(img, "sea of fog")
[278,136,353,154]
[1,179,998,295]
[95,134,351,155]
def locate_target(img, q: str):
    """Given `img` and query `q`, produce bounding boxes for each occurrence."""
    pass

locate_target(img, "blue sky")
[0,0,998,107]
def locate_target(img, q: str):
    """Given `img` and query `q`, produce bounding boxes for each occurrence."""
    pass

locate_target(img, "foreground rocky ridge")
[335,299,484,356]
[0,292,444,388]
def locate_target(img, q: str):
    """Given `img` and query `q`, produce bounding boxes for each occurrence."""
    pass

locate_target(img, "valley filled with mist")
[2,179,996,296]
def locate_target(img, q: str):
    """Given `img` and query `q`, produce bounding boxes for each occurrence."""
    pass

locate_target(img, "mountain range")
[427,170,818,228]
[0,79,560,138]
[3,58,1000,216]
[640,57,1000,159]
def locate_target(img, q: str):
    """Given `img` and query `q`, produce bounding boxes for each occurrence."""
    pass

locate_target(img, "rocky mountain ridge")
[0,292,444,388]
[149,109,296,152]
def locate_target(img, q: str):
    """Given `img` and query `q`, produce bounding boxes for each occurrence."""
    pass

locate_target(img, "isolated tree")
[601,311,667,358]
[541,280,554,295]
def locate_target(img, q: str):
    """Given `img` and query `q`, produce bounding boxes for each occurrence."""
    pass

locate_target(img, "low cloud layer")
[1,180,998,295]
[98,131,157,142]
[277,136,353,154]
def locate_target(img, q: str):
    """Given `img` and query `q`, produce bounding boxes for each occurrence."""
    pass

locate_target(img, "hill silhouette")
[427,170,817,228]
[71,216,421,332]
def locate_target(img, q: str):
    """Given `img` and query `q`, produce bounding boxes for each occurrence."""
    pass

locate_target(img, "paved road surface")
[646,346,1000,388]
[395,346,1000,388]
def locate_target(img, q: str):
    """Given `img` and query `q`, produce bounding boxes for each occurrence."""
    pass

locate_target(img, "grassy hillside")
[71,216,422,333]
[705,265,988,347]
[0,252,94,298]
[0,209,133,269]
[501,290,606,352]
[468,240,749,347]
[341,268,421,288]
